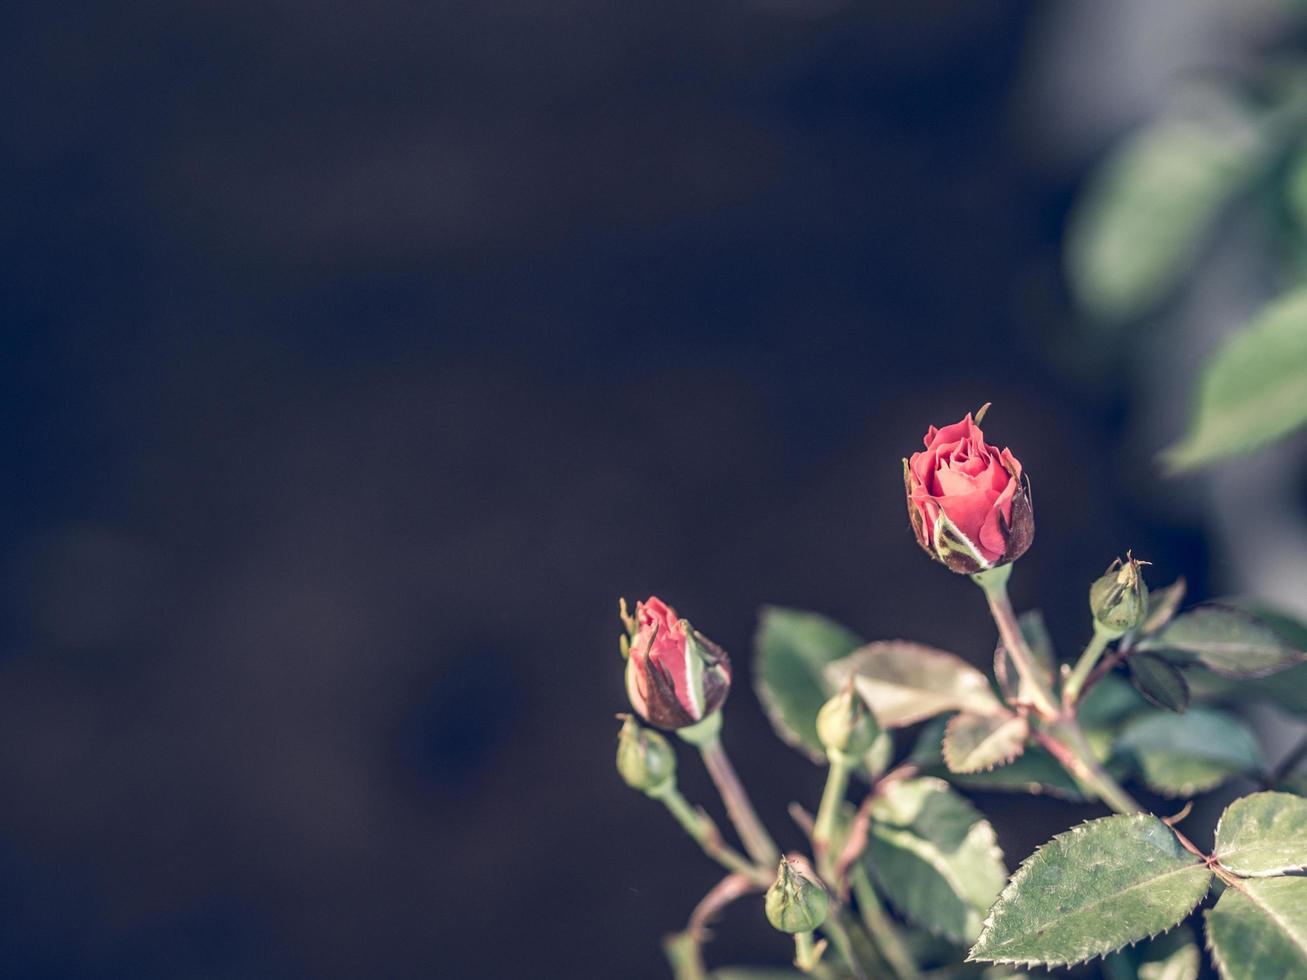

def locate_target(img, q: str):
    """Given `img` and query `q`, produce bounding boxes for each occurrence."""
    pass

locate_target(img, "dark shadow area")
[0,2,1209,977]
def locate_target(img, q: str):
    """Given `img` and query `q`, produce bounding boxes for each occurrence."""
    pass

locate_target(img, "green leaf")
[1136,605,1304,678]
[1128,654,1191,713]
[994,610,1055,706]
[1137,926,1201,980]
[1186,663,1307,716]
[754,607,862,762]
[1115,707,1263,797]
[968,814,1213,967]
[1138,578,1187,637]
[866,776,1007,943]
[1067,112,1259,324]
[1188,605,1307,715]
[827,642,1003,729]
[713,970,806,980]
[1205,877,1307,980]
[1213,791,1307,877]
[911,717,1085,800]
[1163,288,1307,470]
[1079,674,1150,729]
[1106,925,1202,980]
[943,711,1029,774]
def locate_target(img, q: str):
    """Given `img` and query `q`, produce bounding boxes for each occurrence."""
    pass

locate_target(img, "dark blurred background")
[3,1,1288,977]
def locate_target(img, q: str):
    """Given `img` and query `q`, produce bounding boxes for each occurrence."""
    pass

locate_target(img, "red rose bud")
[623,596,732,730]
[903,406,1034,574]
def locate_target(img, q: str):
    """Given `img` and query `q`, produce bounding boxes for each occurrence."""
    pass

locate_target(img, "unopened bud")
[765,858,829,934]
[816,685,879,761]
[616,715,676,795]
[623,596,732,730]
[1090,554,1150,635]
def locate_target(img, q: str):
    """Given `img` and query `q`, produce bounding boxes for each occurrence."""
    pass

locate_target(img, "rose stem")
[662,931,710,980]
[648,784,770,883]
[975,565,1142,814]
[1034,724,1141,815]
[812,753,853,871]
[680,713,781,868]
[1062,624,1116,707]
[820,910,870,980]
[687,872,762,937]
[793,931,820,972]
[813,751,915,978]
[849,864,918,980]
[971,565,1060,718]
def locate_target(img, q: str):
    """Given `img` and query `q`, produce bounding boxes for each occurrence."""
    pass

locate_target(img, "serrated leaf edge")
[1204,879,1307,979]
[830,640,1004,728]
[942,711,1030,775]
[1212,791,1307,877]
[967,814,1213,968]
[1138,603,1306,679]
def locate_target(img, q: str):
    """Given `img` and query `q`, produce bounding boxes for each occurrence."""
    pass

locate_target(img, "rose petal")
[999,447,1022,481]
[976,505,1007,560]
[909,448,937,486]
[934,488,999,555]
[936,466,983,497]
[928,415,975,450]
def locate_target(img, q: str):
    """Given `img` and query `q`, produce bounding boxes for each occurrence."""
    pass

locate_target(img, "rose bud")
[815,684,879,762]
[903,405,1034,574]
[1090,553,1150,635]
[622,596,732,730]
[615,714,677,796]
[765,857,829,934]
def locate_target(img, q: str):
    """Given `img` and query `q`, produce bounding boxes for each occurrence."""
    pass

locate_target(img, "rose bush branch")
[679,713,780,868]
[615,403,1307,977]
[616,715,769,883]
[1064,554,1150,706]
[621,598,779,869]
[905,410,1142,813]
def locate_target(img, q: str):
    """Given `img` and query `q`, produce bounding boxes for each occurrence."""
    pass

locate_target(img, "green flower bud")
[1090,553,1150,635]
[616,715,676,795]
[815,684,879,760]
[765,858,829,934]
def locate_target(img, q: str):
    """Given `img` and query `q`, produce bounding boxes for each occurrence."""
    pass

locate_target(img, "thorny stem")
[850,864,918,980]
[973,566,1060,718]
[651,785,771,884]
[1063,624,1116,707]
[688,727,781,869]
[976,566,1142,814]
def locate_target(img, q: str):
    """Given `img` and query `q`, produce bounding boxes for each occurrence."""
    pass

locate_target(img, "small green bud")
[1090,553,1150,635]
[616,715,676,795]
[765,858,829,934]
[815,684,879,760]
